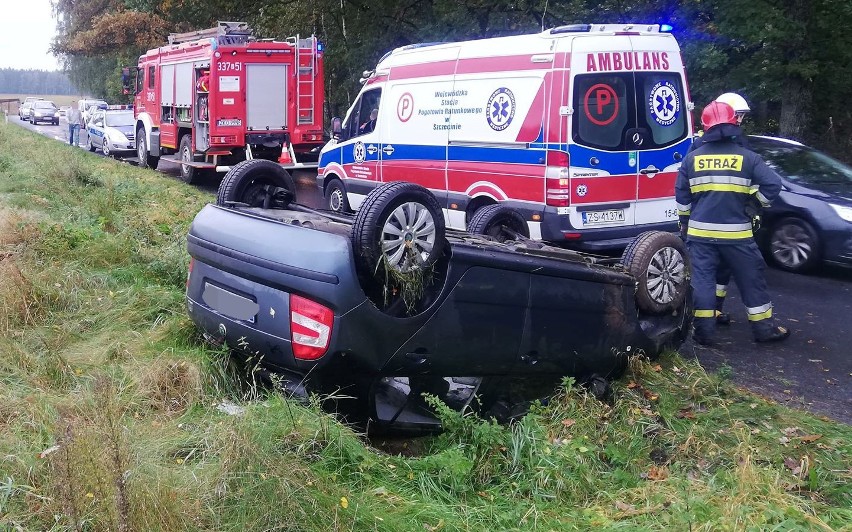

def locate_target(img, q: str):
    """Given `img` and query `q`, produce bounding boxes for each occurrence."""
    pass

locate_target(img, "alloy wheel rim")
[381,201,436,272]
[329,188,343,211]
[646,246,686,304]
[771,224,812,268]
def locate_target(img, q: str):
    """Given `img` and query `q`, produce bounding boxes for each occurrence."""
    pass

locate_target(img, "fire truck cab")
[134,21,325,183]
[318,24,694,250]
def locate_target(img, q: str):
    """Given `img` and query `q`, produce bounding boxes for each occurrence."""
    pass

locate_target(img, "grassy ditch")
[0,120,850,531]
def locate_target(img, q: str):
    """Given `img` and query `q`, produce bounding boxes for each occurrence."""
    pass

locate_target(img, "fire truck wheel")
[352,182,446,276]
[217,159,296,209]
[619,231,690,315]
[136,127,160,170]
[325,178,351,213]
[468,204,530,242]
[179,135,202,184]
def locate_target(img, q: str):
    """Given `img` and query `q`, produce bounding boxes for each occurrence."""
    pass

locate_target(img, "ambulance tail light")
[546,150,569,168]
[290,294,333,361]
[546,151,571,207]
[546,178,571,207]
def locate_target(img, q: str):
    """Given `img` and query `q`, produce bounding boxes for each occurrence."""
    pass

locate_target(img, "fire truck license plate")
[217,118,242,127]
[582,209,625,225]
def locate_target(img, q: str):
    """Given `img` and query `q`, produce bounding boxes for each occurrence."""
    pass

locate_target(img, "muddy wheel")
[216,159,295,209]
[468,204,530,242]
[325,178,350,213]
[136,128,160,170]
[620,231,690,314]
[352,182,445,276]
[768,217,820,273]
[179,134,202,184]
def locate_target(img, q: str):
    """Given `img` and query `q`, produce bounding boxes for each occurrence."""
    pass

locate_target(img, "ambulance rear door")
[630,35,692,227]
[566,35,640,232]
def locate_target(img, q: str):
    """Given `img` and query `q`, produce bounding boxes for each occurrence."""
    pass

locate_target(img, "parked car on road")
[748,136,852,273]
[78,98,108,126]
[29,100,59,125]
[85,108,136,157]
[185,162,693,431]
[18,97,41,120]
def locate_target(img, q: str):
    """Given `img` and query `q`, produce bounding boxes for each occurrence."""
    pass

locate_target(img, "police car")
[86,106,135,157]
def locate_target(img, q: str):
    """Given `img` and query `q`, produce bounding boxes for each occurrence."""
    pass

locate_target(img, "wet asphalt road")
[11,115,852,424]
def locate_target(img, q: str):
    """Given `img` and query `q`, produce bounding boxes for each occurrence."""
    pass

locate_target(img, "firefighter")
[687,92,754,326]
[676,101,790,345]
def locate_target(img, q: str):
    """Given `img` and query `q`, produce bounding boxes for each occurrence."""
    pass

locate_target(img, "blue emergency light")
[317,41,324,52]
[660,24,673,32]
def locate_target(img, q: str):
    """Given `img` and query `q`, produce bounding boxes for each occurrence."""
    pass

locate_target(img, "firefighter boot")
[753,324,791,343]
[715,310,731,326]
[692,317,717,346]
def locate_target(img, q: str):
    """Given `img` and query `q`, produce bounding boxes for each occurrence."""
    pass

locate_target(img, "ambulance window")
[638,73,687,147]
[345,88,382,139]
[148,66,156,90]
[572,74,631,150]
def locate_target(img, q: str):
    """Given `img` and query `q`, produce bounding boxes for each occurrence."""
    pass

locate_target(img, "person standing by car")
[67,103,84,146]
[688,92,755,326]
[676,101,789,345]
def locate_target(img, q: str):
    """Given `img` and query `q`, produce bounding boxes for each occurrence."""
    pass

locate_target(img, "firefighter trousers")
[687,240,775,340]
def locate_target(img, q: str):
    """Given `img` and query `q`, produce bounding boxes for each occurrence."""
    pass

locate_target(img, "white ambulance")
[317,23,694,249]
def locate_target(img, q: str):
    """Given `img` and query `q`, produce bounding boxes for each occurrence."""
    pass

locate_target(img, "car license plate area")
[581,209,626,225]
[202,282,259,322]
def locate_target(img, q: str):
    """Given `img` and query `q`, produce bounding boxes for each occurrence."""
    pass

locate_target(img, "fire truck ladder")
[290,35,319,125]
[168,21,253,46]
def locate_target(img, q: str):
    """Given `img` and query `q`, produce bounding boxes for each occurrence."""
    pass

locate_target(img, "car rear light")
[546,177,571,207]
[290,294,333,360]
[211,136,238,144]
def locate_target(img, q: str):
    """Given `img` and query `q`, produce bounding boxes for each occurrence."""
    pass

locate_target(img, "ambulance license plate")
[582,209,625,225]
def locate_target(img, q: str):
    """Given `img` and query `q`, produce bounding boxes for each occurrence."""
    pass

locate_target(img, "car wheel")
[216,159,296,208]
[86,136,95,152]
[468,204,530,242]
[325,178,350,213]
[352,182,446,275]
[102,140,111,158]
[620,231,690,315]
[768,217,820,273]
[136,128,160,170]
[178,135,202,184]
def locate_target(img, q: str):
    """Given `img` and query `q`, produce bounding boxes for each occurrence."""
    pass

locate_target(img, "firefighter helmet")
[715,92,750,114]
[701,101,737,130]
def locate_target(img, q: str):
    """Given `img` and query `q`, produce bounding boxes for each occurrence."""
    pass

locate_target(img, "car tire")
[620,231,690,315]
[352,182,446,276]
[136,127,160,170]
[179,135,202,184]
[102,140,111,158]
[325,178,351,213]
[86,136,95,152]
[468,204,530,242]
[768,217,820,273]
[216,159,296,208]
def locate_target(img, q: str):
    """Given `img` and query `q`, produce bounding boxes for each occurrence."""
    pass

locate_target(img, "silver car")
[85,109,136,157]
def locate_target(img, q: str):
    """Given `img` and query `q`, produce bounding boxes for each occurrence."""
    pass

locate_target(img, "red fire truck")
[132,21,325,183]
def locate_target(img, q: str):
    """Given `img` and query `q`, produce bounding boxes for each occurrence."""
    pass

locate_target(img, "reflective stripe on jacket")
[675,127,781,243]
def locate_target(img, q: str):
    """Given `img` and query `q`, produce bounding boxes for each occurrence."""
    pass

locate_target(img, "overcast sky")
[0,0,61,71]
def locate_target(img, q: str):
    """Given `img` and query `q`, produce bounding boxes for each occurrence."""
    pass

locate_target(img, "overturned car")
[186,161,692,430]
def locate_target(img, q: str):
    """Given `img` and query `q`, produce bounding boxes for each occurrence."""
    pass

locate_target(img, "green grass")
[1,119,850,531]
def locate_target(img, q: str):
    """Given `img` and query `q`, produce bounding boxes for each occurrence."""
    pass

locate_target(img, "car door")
[90,112,105,149]
[336,88,382,209]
